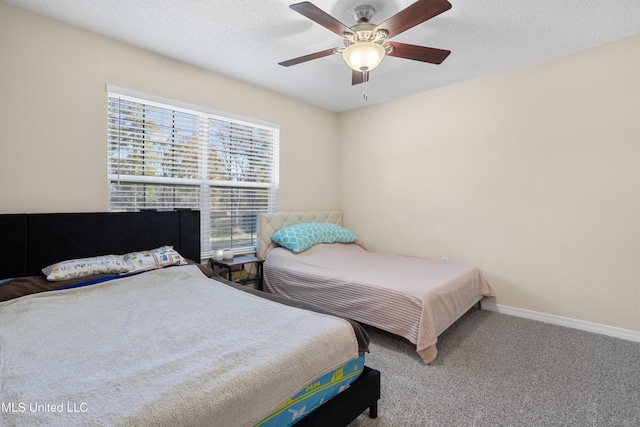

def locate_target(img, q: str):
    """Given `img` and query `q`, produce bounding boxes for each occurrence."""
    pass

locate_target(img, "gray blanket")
[0,265,359,426]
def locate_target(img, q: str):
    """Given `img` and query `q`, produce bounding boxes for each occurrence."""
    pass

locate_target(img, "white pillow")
[42,255,130,281]
[124,245,188,273]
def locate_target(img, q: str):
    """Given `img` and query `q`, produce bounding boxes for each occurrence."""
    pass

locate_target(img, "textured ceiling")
[5,0,640,112]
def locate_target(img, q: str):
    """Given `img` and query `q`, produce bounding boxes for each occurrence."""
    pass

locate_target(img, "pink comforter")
[264,243,494,363]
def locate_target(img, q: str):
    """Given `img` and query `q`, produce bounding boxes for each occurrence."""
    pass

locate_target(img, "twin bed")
[258,210,495,364]
[0,211,380,427]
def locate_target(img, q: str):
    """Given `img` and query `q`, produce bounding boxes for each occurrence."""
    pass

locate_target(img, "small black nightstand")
[210,255,264,290]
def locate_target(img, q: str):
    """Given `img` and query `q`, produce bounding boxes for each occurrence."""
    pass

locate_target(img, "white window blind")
[107,87,279,260]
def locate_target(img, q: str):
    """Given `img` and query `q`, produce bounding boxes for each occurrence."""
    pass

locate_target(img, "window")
[107,86,279,260]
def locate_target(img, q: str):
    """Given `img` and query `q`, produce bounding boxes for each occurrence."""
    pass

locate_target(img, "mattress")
[0,265,360,426]
[264,243,495,363]
[257,355,365,426]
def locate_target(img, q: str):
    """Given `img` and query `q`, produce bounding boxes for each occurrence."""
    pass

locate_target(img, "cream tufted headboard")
[257,210,343,259]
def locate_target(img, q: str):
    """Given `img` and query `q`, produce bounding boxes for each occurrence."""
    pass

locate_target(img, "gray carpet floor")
[347,308,640,427]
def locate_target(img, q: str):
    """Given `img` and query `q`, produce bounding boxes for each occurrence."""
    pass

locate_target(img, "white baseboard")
[481,302,640,343]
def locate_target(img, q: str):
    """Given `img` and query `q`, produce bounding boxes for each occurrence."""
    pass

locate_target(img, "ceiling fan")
[278,0,452,88]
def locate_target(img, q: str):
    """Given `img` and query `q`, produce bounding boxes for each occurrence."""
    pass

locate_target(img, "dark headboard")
[0,211,200,278]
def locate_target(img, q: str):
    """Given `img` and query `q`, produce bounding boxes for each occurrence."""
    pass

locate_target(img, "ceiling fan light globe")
[342,42,385,72]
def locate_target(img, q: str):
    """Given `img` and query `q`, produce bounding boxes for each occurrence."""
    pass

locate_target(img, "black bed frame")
[0,210,380,426]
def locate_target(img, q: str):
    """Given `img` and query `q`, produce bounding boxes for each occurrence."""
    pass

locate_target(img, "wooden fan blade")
[290,2,354,36]
[385,42,451,64]
[352,69,370,85]
[374,0,452,39]
[278,47,338,67]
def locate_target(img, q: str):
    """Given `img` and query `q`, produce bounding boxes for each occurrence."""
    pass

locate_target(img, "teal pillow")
[271,222,358,253]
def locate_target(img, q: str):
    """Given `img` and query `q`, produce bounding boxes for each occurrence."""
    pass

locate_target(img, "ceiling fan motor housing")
[343,5,389,47]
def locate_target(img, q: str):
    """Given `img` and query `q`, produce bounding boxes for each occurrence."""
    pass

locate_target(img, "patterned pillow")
[42,255,130,281]
[124,245,188,273]
[271,222,357,253]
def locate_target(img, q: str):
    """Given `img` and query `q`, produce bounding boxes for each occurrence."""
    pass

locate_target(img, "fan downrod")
[352,5,375,24]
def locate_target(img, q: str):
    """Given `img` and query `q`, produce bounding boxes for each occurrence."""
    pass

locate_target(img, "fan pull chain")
[362,70,369,101]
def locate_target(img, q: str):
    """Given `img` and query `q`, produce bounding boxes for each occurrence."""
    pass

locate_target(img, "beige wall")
[339,35,640,332]
[0,2,340,214]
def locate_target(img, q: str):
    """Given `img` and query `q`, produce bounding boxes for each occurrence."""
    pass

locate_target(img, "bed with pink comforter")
[258,211,494,364]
